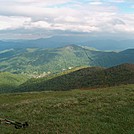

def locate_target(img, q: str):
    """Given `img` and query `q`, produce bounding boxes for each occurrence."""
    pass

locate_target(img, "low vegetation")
[0,84,134,134]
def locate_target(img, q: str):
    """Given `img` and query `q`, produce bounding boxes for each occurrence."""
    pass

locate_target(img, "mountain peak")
[61,44,82,51]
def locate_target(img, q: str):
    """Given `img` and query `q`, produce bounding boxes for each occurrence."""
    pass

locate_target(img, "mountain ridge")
[16,63,134,93]
[0,36,134,50]
[0,45,134,74]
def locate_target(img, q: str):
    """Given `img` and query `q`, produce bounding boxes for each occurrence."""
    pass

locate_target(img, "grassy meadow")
[0,84,134,134]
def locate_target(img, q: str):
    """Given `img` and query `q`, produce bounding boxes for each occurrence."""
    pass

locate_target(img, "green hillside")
[17,66,103,92]
[0,72,28,93]
[80,63,134,88]
[0,85,134,134]
[17,63,134,93]
[0,45,134,74]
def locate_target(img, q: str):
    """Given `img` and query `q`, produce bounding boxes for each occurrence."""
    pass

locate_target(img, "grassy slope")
[0,84,134,134]
[0,72,28,93]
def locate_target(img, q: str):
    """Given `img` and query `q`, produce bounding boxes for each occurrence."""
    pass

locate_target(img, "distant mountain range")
[16,63,134,92]
[0,36,134,51]
[0,44,134,74]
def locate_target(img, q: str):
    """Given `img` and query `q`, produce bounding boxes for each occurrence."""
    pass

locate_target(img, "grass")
[0,84,134,134]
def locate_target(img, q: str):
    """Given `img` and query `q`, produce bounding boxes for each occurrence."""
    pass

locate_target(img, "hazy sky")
[0,0,134,39]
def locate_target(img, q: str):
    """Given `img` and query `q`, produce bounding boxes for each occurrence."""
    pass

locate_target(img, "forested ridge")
[16,63,134,92]
[0,45,134,74]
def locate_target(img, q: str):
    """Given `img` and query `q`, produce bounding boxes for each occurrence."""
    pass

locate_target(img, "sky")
[0,0,134,39]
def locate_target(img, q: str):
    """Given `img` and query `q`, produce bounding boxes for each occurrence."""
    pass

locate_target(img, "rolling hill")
[0,45,134,74]
[16,63,134,92]
[0,72,28,93]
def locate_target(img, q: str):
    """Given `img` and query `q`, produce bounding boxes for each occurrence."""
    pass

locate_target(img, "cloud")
[0,0,134,39]
[89,2,103,5]
[131,5,134,8]
[0,16,31,30]
[110,0,125,3]
[1,0,71,5]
